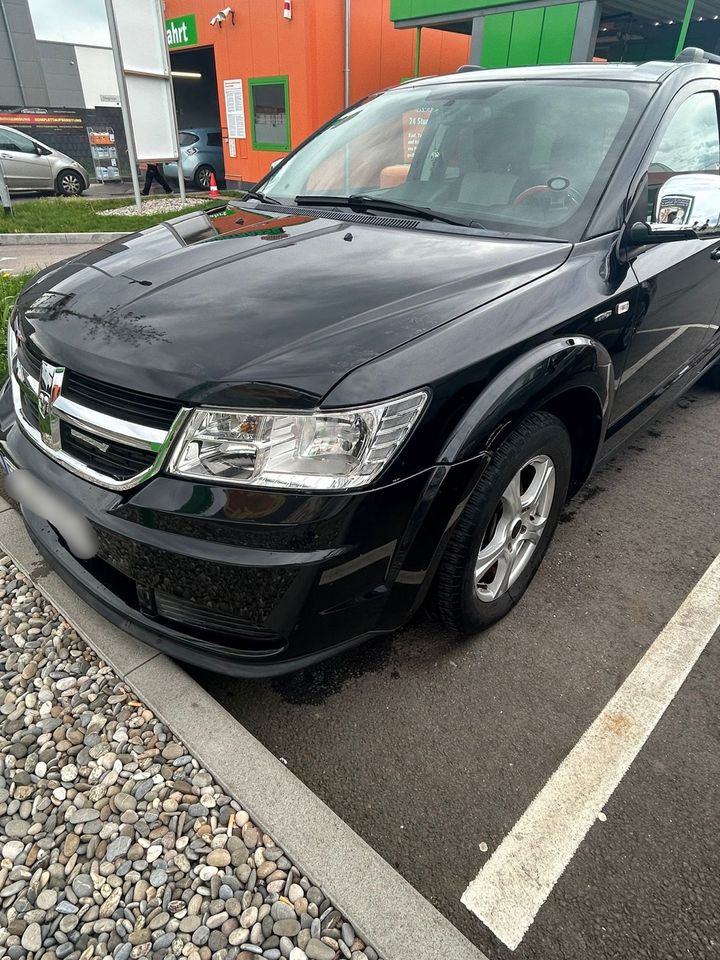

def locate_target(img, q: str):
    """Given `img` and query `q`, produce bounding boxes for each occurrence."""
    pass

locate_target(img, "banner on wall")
[224,80,246,140]
[0,110,83,129]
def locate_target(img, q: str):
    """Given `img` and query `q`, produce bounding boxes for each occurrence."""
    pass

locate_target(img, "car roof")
[406,60,720,87]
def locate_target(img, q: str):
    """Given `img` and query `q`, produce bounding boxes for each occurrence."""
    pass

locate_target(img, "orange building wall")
[164,0,469,185]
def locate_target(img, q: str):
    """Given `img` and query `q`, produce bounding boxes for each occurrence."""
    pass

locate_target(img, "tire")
[432,411,572,634]
[193,165,215,191]
[56,170,85,197]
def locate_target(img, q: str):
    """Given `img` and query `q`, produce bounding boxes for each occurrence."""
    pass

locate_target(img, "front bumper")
[0,381,487,676]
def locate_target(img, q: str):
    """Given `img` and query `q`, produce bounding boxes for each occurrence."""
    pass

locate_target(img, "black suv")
[2,52,720,676]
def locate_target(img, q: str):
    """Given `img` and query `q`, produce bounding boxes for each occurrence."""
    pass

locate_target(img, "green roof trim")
[390,0,535,21]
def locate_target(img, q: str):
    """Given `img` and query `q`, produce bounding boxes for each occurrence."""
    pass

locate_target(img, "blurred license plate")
[6,469,97,558]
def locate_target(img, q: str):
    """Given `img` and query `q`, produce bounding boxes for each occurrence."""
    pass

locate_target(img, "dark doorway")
[170,46,220,129]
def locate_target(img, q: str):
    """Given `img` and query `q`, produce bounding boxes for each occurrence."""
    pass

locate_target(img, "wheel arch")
[439,337,613,497]
[55,168,85,194]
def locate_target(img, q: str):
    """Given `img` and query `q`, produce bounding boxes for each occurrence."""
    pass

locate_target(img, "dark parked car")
[2,51,720,676]
[164,128,225,191]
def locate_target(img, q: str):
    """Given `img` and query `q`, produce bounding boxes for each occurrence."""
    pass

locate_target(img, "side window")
[0,129,37,154]
[652,93,720,175]
[206,132,222,147]
[648,92,720,220]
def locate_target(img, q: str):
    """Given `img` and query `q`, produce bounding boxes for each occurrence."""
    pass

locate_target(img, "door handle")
[711,248,720,261]
[0,153,11,159]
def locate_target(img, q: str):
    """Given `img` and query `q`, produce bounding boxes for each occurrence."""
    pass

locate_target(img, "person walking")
[142,162,173,196]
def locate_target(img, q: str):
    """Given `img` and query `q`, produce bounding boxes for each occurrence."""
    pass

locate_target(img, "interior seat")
[458,116,529,207]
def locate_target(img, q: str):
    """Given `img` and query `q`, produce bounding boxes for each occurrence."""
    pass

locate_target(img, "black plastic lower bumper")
[0,384,488,676]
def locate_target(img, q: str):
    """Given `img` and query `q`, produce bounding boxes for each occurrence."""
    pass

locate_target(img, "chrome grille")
[9,326,188,491]
[59,423,155,482]
[20,338,182,431]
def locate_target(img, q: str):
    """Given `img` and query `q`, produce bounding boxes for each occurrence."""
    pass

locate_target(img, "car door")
[612,88,720,422]
[0,127,53,190]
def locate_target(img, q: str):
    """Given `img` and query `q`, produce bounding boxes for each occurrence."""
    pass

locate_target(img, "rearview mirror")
[631,173,720,245]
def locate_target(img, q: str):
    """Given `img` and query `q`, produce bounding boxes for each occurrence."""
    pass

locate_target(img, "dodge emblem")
[37,361,65,451]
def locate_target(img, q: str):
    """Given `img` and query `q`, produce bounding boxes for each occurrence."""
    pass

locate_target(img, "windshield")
[261,79,653,240]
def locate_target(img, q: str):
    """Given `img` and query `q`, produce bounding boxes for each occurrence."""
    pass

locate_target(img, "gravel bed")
[0,560,380,960]
[97,198,208,217]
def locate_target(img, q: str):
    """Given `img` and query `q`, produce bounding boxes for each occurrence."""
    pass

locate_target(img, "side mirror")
[630,172,720,246]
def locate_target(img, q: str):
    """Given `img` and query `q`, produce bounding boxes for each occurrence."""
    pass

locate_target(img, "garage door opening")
[170,46,220,130]
[169,46,223,189]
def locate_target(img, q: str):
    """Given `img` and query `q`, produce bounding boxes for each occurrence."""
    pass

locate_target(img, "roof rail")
[676,46,720,65]
[456,64,482,73]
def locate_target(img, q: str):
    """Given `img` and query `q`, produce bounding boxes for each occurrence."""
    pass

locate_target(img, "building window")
[248,76,290,152]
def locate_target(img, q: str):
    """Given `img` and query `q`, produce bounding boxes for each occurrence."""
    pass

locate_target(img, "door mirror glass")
[631,173,720,244]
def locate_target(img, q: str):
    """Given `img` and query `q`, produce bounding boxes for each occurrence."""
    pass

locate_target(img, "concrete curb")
[0,500,487,960]
[0,232,129,245]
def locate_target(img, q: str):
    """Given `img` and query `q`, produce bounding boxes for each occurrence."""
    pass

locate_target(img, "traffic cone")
[208,172,219,198]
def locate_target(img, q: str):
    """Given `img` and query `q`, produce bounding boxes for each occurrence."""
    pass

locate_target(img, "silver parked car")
[164,128,225,190]
[0,124,90,196]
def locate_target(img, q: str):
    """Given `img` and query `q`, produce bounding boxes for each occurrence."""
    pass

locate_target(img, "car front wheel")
[432,411,571,633]
[56,170,85,196]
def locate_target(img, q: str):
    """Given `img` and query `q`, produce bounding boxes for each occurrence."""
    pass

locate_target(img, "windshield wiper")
[241,189,281,205]
[295,194,475,227]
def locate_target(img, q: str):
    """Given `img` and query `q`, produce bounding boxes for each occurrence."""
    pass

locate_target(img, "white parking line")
[461,552,720,950]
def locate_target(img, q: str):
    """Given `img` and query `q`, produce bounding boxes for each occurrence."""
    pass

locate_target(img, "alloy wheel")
[475,454,556,602]
[60,172,82,196]
[197,167,213,190]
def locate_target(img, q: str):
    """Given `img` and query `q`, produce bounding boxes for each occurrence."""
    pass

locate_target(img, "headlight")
[168,390,428,490]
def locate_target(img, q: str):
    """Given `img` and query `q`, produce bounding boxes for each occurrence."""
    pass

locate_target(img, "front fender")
[439,336,614,463]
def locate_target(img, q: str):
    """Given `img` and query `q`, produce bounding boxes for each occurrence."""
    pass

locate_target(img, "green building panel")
[480,2,579,67]
[538,3,580,63]
[507,7,545,65]
[481,12,513,68]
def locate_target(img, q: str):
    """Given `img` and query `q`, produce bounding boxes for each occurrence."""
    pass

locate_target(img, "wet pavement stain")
[270,634,396,706]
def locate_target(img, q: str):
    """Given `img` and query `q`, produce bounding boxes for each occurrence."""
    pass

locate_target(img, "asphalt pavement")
[194,381,720,960]
[0,243,101,274]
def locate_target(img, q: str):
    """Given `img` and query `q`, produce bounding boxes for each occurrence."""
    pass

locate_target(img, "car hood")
[16,205,572,408]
